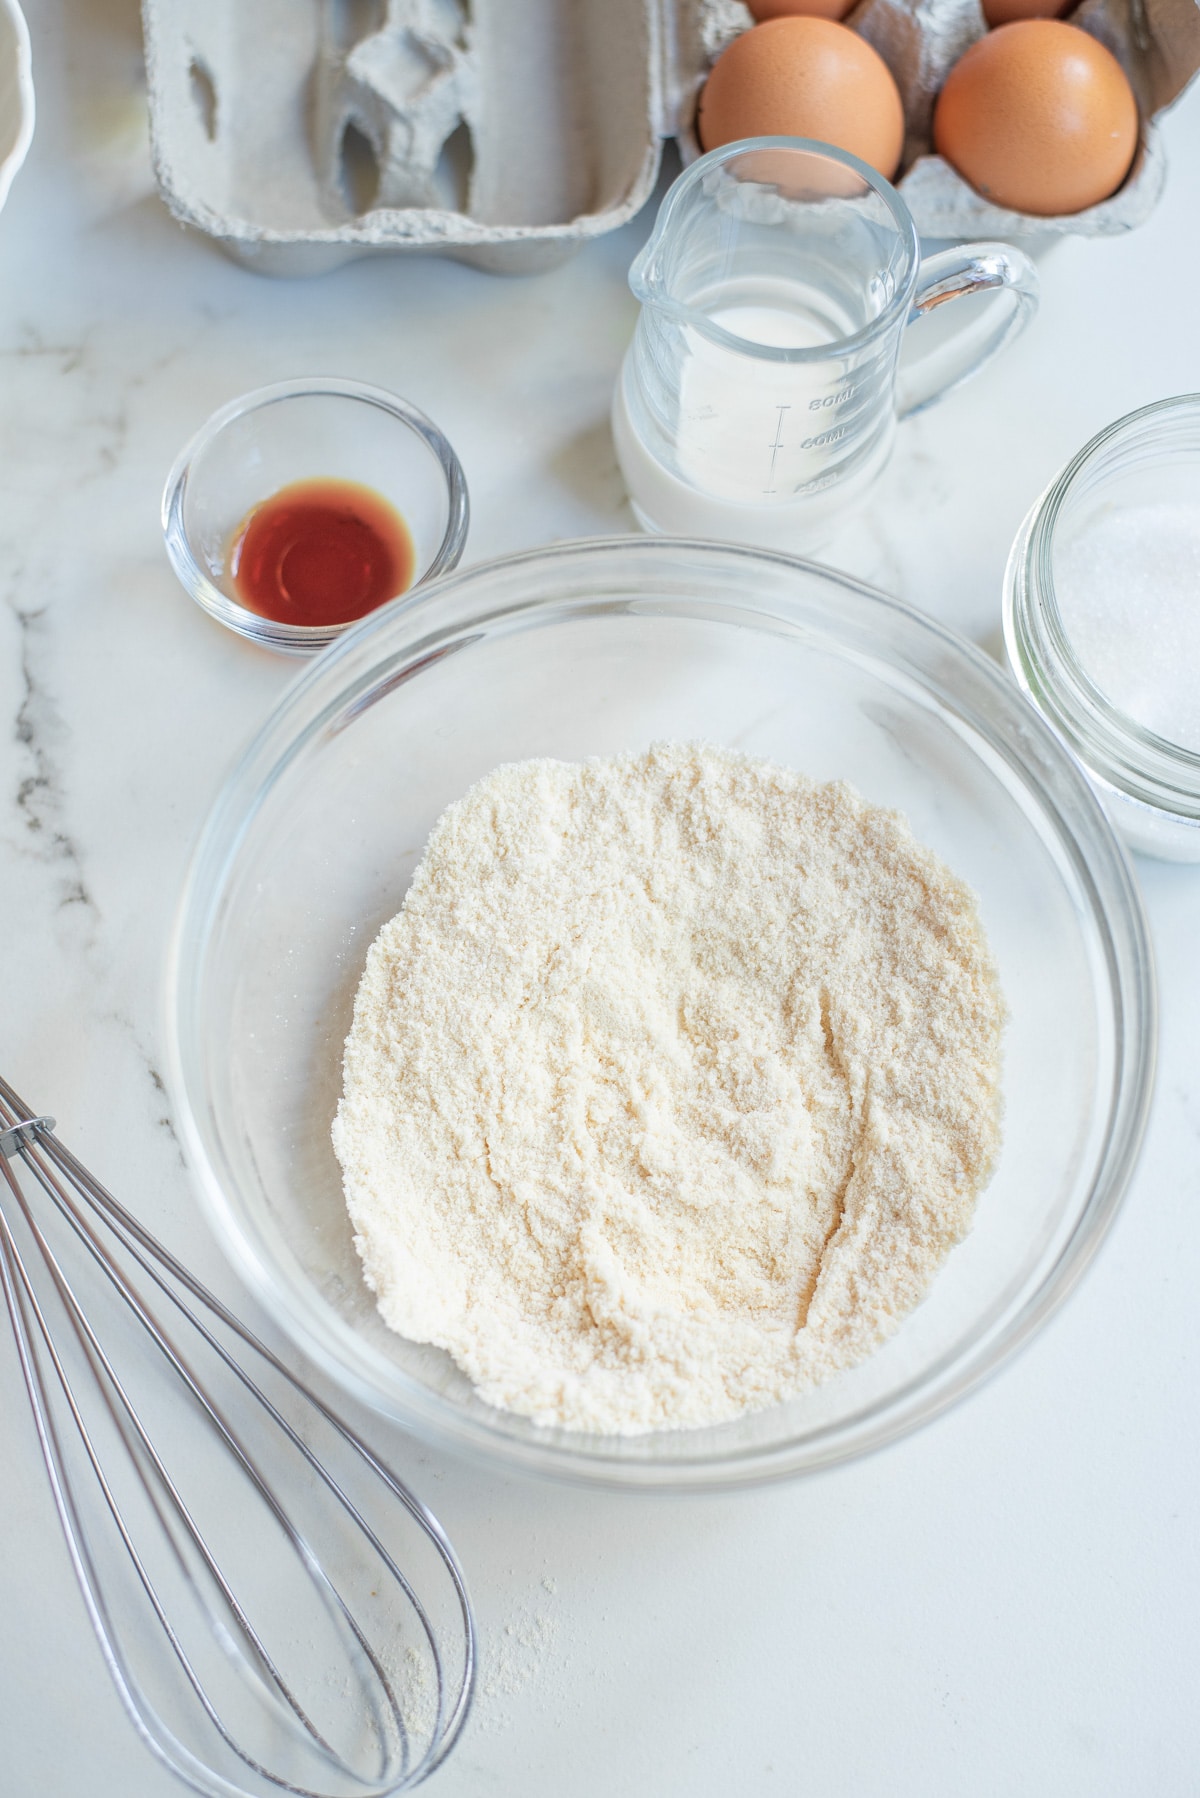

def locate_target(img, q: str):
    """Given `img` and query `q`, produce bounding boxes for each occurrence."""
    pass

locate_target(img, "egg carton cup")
[141,0,1200,276]
[861,0,1197,239]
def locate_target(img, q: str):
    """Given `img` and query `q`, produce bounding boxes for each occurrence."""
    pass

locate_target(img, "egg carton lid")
[141,0,1200,277]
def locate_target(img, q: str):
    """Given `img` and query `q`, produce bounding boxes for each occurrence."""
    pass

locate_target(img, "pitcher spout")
[627,229,668,311]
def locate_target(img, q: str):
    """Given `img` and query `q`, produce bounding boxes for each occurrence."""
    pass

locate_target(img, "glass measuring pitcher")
[612,138,1039,549]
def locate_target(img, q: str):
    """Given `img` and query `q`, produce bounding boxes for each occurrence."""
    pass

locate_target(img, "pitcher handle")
[895,242,1039,420]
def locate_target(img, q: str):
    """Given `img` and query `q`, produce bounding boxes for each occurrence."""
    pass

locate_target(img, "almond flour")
[333,743,1004,1434]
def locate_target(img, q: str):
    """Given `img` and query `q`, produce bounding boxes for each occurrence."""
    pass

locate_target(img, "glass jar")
[1003,394,1200,862]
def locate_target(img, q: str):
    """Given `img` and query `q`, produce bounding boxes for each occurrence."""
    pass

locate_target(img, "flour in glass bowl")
[332,743,1004,1436]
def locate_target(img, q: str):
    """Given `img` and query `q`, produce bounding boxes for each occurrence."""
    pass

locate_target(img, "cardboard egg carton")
[141,0,1200,275]
[142,0,668,274]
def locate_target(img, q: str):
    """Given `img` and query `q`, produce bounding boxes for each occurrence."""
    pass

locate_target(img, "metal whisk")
[0,1075,475,1797]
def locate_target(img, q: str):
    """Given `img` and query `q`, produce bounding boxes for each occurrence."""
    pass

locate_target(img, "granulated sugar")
[1055,500,1200,751]
[333,744,1004,1435]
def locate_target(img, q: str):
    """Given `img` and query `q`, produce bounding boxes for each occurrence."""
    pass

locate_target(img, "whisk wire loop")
[39,1124,454,1771]
[0,1076,475,1798]
[0,1148,377,1794]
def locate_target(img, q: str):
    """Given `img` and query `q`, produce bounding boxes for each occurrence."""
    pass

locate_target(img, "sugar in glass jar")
[1004,394,1200,861]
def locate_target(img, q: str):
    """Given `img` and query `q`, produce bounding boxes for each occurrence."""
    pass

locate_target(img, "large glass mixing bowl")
[167,539,1155,1491]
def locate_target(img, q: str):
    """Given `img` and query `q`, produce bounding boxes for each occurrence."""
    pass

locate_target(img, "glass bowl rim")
[160,375,471,655]
[166,535,1157,1491]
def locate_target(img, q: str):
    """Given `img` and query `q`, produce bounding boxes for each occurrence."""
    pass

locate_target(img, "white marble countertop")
[2,5,1199,1794]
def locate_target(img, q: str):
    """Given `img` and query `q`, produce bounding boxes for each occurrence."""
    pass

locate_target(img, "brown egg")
[747,0,856,22]
[982,0,1070,25]
[697,18,906,181]
[933,21,1138,215]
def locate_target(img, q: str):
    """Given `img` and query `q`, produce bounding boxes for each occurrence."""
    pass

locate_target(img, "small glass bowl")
[1003,394,1200,862]
[162,378,470,654]
[168,538,1155,1492]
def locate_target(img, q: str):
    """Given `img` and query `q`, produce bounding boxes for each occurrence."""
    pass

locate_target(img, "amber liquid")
[229,478,415,628]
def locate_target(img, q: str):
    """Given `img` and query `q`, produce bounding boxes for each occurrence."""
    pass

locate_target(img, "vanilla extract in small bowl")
[229,478,415,629]
[162,378,469,653]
